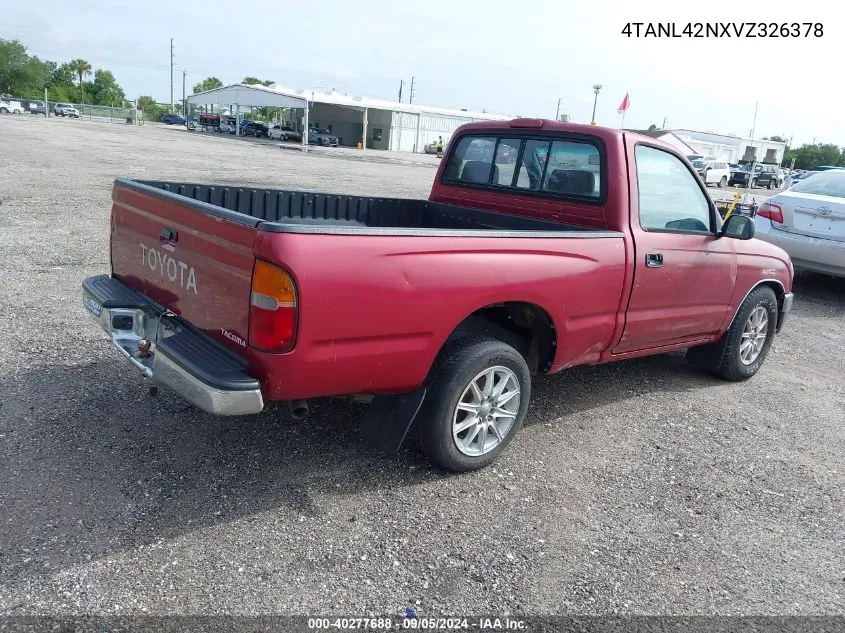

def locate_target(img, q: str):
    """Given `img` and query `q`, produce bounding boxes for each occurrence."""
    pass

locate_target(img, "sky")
[2,0,841,146]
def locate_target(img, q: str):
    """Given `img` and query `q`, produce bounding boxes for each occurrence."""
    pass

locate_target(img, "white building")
[672,129,787,165]
[625,129,700,156]
[186,83,511,152]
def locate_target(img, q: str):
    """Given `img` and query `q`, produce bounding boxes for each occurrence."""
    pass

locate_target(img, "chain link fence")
[1,94,148,125]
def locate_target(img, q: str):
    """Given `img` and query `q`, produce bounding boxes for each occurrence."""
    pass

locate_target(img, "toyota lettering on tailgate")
[140,243,198,294]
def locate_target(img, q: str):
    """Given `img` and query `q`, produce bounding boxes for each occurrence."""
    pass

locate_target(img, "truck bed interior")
[126,180,607,235]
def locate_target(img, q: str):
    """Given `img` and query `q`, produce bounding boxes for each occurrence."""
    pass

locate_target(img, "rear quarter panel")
[248,231,627,400]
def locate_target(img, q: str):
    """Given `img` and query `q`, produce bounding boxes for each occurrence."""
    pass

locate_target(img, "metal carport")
[186,83,310,149]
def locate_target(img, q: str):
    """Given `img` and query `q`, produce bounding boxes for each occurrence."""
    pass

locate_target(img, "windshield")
[790,171,845,197]
[692,160,706,168]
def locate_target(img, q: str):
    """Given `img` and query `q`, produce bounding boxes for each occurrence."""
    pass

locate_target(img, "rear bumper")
[82,274,264,416]
[753,217,845,278]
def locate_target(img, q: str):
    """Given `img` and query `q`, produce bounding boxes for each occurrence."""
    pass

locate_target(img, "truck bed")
[125,180,609,236]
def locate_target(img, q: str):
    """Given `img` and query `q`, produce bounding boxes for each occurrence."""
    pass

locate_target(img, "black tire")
[415,336,531,472]
[0,107,8,114]
[718,176,727,188]
[767,179,774,190]
[686,286,778,381]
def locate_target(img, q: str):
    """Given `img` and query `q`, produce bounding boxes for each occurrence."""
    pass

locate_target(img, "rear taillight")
[249,260,298,353]
[758,202,783,224]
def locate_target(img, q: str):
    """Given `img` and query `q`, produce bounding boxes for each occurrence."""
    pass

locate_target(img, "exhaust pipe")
[289,399,309,420]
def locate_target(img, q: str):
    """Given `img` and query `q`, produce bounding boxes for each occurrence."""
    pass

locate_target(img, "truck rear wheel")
[686,286,778,381]
[415,336,531,472]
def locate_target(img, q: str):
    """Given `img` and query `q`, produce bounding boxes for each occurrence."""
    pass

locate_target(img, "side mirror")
[721,214,755,240]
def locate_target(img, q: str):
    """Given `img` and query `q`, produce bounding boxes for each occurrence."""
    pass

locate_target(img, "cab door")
[613,141,737,354]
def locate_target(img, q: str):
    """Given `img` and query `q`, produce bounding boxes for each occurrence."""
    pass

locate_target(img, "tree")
[192,76,223,93]
[51,62,76,88]
[0,39,54,98]
[137,95,156,110]
[68,58,92,103]
[242,76,273,86]
[90,69,125,106]
[647,123,658,131]
[763,135,788,144]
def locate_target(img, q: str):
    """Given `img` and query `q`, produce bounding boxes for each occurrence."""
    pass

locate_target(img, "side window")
[635,145,713,233]
[443,136,496,183]
[542,141,601,198]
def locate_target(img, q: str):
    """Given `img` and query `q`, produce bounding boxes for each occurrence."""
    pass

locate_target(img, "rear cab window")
[442,133,603,201]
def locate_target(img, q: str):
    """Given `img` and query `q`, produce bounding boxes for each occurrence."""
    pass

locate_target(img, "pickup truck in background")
[82,119,794,472]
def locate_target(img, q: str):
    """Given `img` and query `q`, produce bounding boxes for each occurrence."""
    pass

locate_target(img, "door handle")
[645,253,663,268]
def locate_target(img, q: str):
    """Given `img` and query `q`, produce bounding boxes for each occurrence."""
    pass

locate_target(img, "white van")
[691,159,731,188]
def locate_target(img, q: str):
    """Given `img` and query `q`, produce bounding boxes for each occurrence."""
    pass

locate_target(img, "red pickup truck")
[82,119,794,472]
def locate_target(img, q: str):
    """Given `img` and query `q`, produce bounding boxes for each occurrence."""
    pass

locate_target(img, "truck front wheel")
[415,336,531,472]
[686,286,778,381]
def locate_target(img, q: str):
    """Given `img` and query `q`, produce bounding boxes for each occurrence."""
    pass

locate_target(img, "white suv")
[0,100,26,114]
[692,159,731,188]
[54,103,80,117]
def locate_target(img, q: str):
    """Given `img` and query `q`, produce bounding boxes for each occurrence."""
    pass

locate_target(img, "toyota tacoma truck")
[82,119,794,472]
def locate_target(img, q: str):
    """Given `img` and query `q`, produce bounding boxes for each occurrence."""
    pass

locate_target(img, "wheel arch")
[727,279,786,330]
[440,301,558,374]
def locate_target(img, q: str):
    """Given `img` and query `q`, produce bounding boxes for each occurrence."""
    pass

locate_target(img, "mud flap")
[686,334,730,371]
[360,387,427,454]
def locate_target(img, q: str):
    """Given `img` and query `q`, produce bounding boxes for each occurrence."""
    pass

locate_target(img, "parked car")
[162,114,186,125]
[81,121,795,473]
[240,120,269,138]
[218,117,237,134]
[692,159,731,188]
[0,100,26,114]
[268,125,302,141]
[789,170,817,186]
[29,101,46,115]
[754,169,845,277]
[729,163,780,189]
[57,105,80,119]
[308,127,339,146]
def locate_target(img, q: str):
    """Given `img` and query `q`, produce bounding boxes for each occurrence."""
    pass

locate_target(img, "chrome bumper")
[82,275,264,416]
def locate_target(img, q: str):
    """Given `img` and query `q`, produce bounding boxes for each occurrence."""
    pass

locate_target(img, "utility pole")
[747,101,758,193]
[409,76,416,104]
[591,84,602,125]
[182,69,187,123]
[662,116,667,129]
[398,80,403,103]
[555,98,561,121]
[170,38,174,112]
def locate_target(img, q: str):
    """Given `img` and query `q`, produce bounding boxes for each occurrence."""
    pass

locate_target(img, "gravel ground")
[1,115,844,618]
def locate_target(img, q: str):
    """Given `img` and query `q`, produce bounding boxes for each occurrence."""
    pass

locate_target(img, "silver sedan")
[754,169,845,278]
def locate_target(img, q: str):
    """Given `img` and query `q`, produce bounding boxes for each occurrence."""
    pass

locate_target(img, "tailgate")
[109,180,259,348]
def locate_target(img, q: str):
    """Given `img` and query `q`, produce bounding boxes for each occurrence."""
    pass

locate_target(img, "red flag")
[617,93,630,114]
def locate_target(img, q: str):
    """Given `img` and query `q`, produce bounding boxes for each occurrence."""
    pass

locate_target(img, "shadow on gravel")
[792,270,845,308]
[2,272,841,584]
[0,353,714,585]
